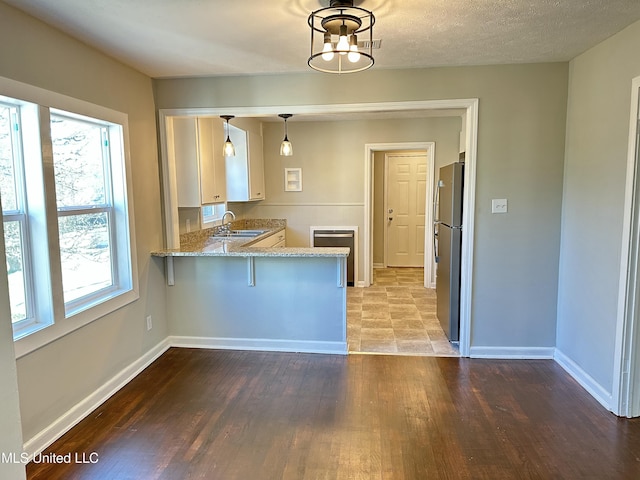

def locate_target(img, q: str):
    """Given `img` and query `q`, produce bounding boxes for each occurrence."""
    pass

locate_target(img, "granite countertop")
[151,218,349,258]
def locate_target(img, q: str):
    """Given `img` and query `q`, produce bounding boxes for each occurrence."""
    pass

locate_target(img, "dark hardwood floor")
[27,348,640,479]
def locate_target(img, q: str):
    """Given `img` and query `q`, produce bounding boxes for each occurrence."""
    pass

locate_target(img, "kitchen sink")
[212,229,267,238]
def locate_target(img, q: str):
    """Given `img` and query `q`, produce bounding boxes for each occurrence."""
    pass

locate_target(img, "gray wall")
[167,256,346,347]
[155,63,568,351]
[0,0,576,457]
[557,20,640,393]
[236,117,460,282]
[0,2,167,443]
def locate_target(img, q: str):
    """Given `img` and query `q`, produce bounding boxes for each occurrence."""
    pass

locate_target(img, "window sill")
[13,287,139,359]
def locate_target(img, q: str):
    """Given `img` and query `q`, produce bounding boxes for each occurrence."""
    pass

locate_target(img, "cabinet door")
[173,117,200,208]
[251,230,285,247]
[225,125,249,201]
[247,130,265,201]
[273,231,286,246]
[197,118,226,204]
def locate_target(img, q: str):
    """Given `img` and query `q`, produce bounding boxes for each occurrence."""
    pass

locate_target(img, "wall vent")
[358,39,382,50]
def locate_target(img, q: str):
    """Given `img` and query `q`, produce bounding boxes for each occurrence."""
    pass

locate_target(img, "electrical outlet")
[146,315,152,331]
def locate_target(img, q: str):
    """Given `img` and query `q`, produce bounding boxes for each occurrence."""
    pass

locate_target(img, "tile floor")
[347,267,460,356]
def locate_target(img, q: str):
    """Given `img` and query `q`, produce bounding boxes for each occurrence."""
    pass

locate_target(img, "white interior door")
[386,153,427,267]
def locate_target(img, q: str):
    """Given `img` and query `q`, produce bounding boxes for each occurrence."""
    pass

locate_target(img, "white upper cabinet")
[225,124,265,201]
[172,117,226,207]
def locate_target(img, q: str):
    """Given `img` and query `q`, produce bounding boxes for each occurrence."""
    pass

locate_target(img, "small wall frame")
[284,168,302,192]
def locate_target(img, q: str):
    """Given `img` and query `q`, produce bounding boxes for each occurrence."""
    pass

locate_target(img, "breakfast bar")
[151,219,349,354]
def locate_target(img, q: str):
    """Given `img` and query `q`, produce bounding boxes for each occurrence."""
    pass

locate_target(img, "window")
[201,203,226,226]
[51,113,116,309]
[0,78,138,355]
[0,103,34,330]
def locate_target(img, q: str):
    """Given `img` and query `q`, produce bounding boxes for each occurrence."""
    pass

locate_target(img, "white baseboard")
[19,337,617,465]
[373,263,385,269]
[469,346,556,359]
[23,338,170,458]
[21,335,345,458]
[554,348,613,412]
[169,336,348,355]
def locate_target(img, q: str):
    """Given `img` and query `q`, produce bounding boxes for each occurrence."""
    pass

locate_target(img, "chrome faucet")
[221,210,236,232]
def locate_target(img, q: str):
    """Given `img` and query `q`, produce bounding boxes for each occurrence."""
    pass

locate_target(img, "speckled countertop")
[151,218,349,258]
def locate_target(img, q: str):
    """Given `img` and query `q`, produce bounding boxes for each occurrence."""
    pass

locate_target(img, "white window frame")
[201,203,226,227]
[50,111,124,316]
[0,76,139,358]
[1,102,37,336]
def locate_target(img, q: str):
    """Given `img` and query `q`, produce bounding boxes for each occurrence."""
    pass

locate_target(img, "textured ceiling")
[5,0,640,78]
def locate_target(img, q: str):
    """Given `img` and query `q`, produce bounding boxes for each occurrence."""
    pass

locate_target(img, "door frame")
[613,75,640,417]
[383,150,434,286]
[364,98,478,358]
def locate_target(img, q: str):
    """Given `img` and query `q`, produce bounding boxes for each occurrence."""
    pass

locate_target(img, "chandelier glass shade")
[279,114,293,156]
[220,115,236,157]
[308,0,375,74]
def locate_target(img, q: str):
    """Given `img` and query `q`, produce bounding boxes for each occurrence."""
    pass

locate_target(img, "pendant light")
[279,114,293,156]
[220,115,236,157]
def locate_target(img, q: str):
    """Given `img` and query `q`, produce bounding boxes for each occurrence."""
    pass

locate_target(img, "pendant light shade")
[220,115,236,157]
[279,114,293,156]
[308,0,375,74]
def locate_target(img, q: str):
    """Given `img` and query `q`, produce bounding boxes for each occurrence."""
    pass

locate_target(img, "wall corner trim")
[554,348,614,412]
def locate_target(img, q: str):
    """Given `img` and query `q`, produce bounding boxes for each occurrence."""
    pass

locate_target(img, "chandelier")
[308,0,375,74]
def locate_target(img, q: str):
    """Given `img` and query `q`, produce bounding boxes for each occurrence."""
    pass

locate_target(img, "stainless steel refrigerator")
[435,161,464,343]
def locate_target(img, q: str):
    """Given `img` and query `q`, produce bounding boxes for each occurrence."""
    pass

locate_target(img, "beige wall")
[0,2,167,444]
[155,62,568,351]
[557,19,640,394]
[0,230,25,478]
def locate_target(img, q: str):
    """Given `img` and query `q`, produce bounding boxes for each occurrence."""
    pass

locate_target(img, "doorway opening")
[383,151,433,284]
[362,100,478,358]
[350,143,450,356]
[372,147,435,287]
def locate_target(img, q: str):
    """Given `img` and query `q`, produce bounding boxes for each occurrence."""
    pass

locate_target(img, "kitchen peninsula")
[152,219,349,354]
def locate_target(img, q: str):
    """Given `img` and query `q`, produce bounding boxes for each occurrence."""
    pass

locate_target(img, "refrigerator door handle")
[433,180,443,263]
[433,180,443,224]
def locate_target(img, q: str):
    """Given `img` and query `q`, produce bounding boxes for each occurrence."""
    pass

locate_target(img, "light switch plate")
[492,198,508,214]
